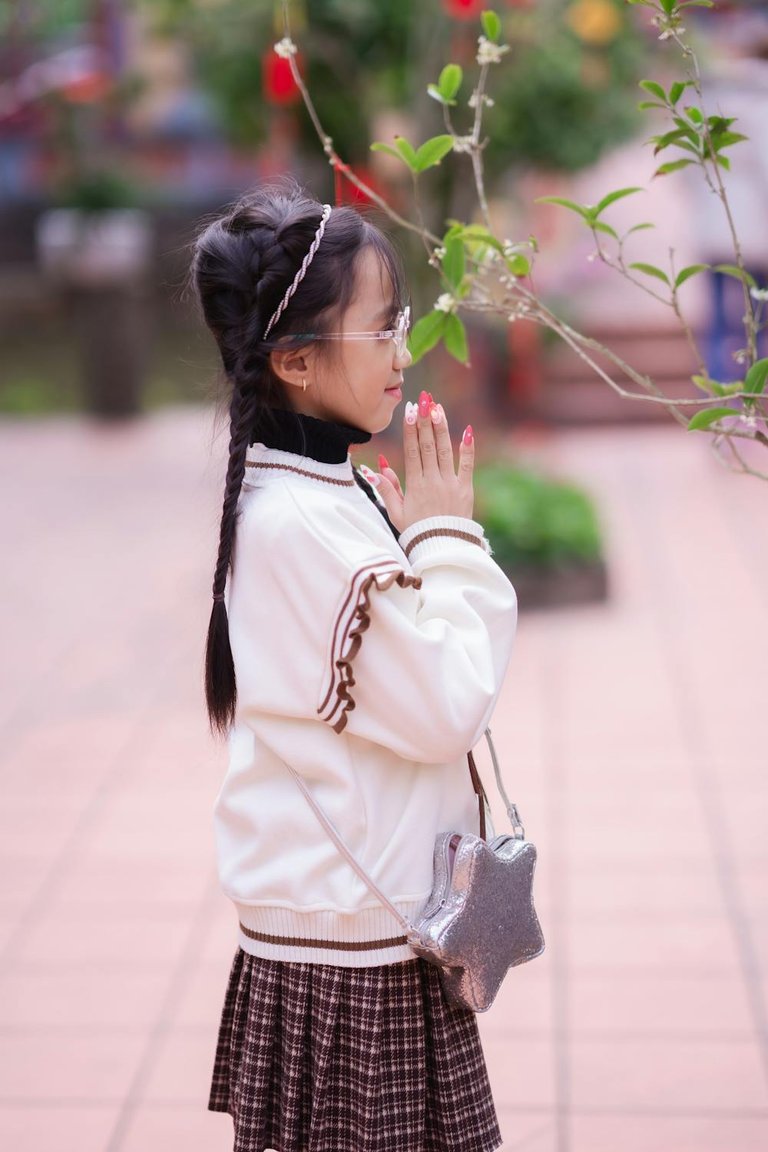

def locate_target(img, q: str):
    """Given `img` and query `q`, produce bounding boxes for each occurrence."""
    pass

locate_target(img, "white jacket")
[212,441,518,965]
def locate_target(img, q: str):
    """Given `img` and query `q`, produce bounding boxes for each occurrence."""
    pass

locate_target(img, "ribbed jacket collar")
[250,407,372,464]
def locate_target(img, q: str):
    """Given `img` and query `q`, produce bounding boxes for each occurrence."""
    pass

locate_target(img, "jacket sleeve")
[230,485,517,764]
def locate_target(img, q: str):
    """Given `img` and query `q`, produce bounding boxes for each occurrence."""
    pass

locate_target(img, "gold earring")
[302,378,307,392]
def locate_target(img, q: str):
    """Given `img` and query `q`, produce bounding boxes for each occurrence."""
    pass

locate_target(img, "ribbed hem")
[233,899,428,967]
[398,516,492,563]
[244,443,356,487]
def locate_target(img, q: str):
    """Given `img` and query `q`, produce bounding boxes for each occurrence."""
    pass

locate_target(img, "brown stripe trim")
[318,562,422,730]
[402,527,484,560]
[239,923,408,951]
[245,460,356,487]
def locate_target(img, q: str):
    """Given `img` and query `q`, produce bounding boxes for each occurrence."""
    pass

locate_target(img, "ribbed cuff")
[398,516,492,563]
[233,899,428,967]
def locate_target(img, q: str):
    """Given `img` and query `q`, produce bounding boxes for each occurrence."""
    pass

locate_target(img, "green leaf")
[684,106,704,124]
[687,406,737,431]
[692,374,716,394]
[414,135,454,172]
[639,79,667,103]
[534,196,590,220]
[626,222,655,234]
[595,186,643,215]
[506,254,531,277]
[638,101,668,111]
[443,313,469,363]
[442,235,466,290]
[654,158,696,176]
[458,224,505,255]
[427,84,450,106]
[711,131,749,149]
[438,63,463,102]
[370,142,406,162]
[744,358,768,395]
[713,264,757,288]
[481,10,502,42]
[660,0,676,14]
[715,154,732,171]
[394,136,418,171]
[592,221,618,241]
[675,263,708,287]
[669,81,691,104]
[408,311,447,364]
[629,262,671,286]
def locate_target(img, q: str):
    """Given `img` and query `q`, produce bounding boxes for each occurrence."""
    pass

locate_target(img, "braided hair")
[190,181,406,735]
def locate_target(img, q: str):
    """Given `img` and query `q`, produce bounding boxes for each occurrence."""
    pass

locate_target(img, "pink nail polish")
[462,425,474,446]
[378,454,390,471]
[418,393,431,418]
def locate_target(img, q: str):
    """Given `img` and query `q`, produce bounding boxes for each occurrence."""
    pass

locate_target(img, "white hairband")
[263,203,332,340]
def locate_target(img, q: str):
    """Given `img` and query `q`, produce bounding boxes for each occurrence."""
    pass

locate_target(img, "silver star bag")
[283,727,545,1013]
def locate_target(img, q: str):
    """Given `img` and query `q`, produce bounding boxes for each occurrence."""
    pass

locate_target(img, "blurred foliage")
[473,460,604,566]
[485,0,648,174]
[143,0,648,175]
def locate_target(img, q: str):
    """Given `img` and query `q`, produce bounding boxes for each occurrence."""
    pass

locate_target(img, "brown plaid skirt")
[208,947,503,1152]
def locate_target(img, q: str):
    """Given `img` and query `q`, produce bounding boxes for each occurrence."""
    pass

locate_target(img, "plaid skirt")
[208,947,503,1152]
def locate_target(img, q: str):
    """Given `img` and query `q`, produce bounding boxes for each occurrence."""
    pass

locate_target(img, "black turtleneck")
[251,407,400,541]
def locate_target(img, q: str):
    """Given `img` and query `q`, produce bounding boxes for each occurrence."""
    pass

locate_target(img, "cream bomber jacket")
[212,441,519,966]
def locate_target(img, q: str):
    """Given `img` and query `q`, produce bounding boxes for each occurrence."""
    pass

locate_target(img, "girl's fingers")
[415,391,440,477]
[402,400,422,484]
[458,424,474,489]
[430,403,455,478]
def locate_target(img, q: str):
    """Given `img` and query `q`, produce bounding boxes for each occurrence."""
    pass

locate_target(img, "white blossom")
[435,293,457,314]
[452,135,474,154]
[469,92,495,110]
[476,36,509,66]
[750,286,768,301]
[274,37,298,59]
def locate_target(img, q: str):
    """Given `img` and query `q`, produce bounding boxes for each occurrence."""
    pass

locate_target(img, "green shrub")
[473,461,604,568]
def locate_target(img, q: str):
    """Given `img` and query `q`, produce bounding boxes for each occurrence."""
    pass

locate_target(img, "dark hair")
[190,180,407,735]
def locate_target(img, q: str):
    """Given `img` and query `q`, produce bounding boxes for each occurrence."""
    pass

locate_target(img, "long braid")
[205,368,261,734]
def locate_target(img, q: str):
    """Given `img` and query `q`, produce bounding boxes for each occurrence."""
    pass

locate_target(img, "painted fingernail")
[359,465,381,486]
[405,402,418,425]
[418,392,431,418]
[462,425,474,446]
[378,454,390,471]
[430,404,442,425]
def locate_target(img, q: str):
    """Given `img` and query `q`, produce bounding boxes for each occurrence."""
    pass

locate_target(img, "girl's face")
[276,247,411,434]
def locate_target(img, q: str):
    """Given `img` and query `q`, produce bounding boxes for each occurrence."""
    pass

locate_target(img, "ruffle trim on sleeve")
[318,560,423,734]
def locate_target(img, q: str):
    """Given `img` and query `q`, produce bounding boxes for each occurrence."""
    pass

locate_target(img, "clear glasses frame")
[287,306,411,358]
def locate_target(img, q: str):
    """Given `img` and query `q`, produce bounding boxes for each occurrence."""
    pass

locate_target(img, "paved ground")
[0,405,766,1152]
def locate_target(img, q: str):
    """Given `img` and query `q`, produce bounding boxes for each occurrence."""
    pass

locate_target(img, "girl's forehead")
[348,248,396,314]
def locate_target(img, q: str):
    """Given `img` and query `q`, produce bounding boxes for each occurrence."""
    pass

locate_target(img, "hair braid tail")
[205,383,260,734]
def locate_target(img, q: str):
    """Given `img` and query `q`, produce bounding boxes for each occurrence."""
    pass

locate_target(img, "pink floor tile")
[0,965,171,1028]
[565,860,724,915]
[140,1026,218,1104]
[497,1111,558,1152]
[569,1037,768,1111]
[570,1114,768,1152]
[169,959,232,1030]
[479,968,554,1037]
[0,1105,121,1152]
[566,912,745,975]
[482,1037,557,1110]
[0,1031,146,1101]
[10,904,194,969]
[119,1105,233,1152]
[568,971,755,1036]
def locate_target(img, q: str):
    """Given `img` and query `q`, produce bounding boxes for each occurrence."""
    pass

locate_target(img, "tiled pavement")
[0,405,766,1152]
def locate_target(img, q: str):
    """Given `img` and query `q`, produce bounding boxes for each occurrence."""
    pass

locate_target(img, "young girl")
[192,182,518,1152]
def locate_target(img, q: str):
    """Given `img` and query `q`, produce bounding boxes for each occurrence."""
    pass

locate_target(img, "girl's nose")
[394,344,412,369]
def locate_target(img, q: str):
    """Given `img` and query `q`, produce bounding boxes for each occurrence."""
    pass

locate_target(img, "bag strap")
[281,756,415,937]
[281,727,526,939]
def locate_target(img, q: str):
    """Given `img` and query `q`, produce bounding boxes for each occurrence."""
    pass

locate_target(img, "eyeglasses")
[286,307,411,358]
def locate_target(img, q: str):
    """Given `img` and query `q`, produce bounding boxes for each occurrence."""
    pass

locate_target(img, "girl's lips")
[385,386,402,399]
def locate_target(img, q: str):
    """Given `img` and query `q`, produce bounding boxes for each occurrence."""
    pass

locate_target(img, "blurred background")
[1,2,768,1150]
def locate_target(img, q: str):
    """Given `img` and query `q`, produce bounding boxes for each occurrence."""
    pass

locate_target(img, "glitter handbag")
[284,727,545,1013]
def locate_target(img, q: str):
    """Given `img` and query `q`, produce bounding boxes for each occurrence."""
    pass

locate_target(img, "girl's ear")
[269,346,312,389]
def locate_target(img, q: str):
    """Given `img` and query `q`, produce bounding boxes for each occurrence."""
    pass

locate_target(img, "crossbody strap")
[282,727,525,935]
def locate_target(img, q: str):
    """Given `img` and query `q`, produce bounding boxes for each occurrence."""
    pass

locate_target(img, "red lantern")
[262,48,301,106]
[442,0,484,20]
